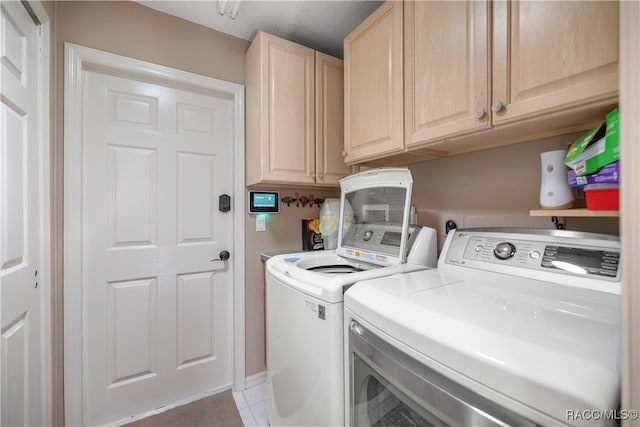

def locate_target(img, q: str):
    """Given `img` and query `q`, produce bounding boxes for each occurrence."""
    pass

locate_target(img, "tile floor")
[233,382,268,427]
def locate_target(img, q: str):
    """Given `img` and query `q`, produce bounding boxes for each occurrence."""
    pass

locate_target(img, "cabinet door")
[256,33,316,184]
[405,1,490,147]
[344,1,404,164]
[315,53,350,186]
[492,1,618,124]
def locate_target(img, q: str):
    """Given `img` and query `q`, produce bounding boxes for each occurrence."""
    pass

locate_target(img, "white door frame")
[63,43,245,425]
[32,4,52,424]
[620,1,640,420]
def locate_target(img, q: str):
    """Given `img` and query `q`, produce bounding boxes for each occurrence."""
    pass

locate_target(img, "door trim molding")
[36,7,52,426]
[25,1,53,424]
[620,1,640,421]
[63,43,246,425]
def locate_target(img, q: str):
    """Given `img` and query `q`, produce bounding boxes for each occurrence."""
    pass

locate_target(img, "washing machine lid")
[267,251,428,303]
[336,168,414,267]
[345,269,621,424]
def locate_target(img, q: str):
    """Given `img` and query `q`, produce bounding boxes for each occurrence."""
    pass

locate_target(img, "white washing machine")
[266,168,438,427]
[345,228,621,426]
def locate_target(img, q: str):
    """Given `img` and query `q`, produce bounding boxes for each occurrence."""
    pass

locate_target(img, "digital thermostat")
[248,191,279,214]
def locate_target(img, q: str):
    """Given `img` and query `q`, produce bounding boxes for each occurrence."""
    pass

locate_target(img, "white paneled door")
[1,2,47,426]
[82,69,234,425]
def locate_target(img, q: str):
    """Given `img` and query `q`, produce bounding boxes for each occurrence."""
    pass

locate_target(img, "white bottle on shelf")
[539,149,576,209]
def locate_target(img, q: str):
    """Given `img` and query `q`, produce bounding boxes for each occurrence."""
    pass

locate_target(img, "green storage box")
[565,109,620,176]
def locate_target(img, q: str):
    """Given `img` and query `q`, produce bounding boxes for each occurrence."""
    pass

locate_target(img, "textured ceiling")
[135,1,383,58]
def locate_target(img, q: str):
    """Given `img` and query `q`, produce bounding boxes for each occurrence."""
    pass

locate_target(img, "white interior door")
[1,2,47,426]
[82,68,234,425]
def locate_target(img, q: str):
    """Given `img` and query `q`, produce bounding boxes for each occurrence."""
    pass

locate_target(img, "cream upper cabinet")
[315,52,351,185]
[246,32,315,186]
[347,0,618,162]
[405,1,491,146]
[246,32,347,188]
[344,1,404,164]
[492,1,618,124]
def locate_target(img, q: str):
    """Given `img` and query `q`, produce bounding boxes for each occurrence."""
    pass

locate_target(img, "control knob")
[363,230,373,242]
[494,242,516,260]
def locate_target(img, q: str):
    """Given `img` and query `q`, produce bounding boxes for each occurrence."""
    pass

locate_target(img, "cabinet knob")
[474,108,486,119]
[491,101,504,113]
[341,151,347,157]
[311,172,316,178]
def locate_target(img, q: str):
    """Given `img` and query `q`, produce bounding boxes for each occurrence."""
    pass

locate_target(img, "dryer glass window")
[353,360,440,427]
[348,320,538,427]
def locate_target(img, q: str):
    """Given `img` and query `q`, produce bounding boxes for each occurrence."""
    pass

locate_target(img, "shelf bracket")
[551,216,567,230]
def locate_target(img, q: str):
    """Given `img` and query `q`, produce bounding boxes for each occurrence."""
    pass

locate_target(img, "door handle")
[350,320,363,335]
[211,250,231,262]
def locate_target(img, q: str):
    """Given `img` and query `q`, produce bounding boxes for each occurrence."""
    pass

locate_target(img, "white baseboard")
[244,370,266,389]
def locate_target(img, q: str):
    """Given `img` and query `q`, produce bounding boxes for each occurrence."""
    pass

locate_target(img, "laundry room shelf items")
[280,193,325,207]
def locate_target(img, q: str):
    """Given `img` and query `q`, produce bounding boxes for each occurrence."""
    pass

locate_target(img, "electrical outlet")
[438,213,464,251]
[256,216,266,232]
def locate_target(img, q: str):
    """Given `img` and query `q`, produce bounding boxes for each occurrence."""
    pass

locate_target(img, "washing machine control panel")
[540,245,620,278]
[444,229,621,283]
[493,242,517,260]
[341,224,420,258]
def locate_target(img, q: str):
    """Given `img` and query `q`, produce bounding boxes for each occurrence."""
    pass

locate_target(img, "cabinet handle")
[341,151,347,157]
[491,101,504,113]
[474,108,486,119]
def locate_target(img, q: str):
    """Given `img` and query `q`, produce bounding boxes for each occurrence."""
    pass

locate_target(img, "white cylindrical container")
[539,149,575,209]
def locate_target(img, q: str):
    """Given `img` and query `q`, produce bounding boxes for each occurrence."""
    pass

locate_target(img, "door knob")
[491,101,504,113]
[211,250,231,262]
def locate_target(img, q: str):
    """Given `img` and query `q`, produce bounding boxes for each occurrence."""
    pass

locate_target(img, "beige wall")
[244,188,339,376]
[409,133,619,251]
[54,1,247,84]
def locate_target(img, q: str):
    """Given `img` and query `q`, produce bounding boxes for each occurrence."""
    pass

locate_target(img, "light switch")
[256,216,266,232]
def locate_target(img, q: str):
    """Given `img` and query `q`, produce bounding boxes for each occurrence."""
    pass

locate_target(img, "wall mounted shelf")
[529,208,619,217]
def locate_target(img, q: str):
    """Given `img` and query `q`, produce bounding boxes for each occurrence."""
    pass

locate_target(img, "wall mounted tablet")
[248,191,280,214]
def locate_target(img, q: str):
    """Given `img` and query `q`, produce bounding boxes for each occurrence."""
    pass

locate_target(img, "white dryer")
[345,228,621,426]
[266,168,437,426]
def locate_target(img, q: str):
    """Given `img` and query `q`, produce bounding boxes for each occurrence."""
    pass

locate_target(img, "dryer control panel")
[442,228,621,291]
[461,236,619,278]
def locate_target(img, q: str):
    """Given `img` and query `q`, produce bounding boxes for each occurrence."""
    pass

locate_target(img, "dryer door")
[347,319,539,427]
